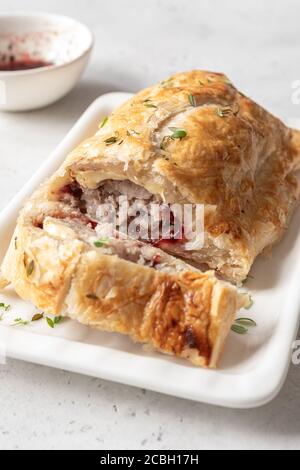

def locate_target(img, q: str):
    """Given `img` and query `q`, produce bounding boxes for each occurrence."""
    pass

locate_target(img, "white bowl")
[0,12,94,111]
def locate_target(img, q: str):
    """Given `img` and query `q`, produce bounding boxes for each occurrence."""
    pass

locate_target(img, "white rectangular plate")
[0,93,299,409]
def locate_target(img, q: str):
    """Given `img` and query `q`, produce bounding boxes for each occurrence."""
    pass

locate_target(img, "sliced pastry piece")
[0,186,248,368]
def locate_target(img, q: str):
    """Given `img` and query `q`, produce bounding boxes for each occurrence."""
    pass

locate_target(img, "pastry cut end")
[1,203,247,368]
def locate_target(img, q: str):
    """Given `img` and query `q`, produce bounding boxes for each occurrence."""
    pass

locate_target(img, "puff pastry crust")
[0,185,247,367]
[48,70,300,282]
[2,69,298,367]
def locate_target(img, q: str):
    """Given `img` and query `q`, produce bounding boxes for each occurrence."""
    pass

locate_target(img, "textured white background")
[1,0,300,450]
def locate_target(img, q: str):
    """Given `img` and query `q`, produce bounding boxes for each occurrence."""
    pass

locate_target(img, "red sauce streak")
[151,237,184,248]
[58,184,97,229]
[0,58,53,71]
[150,254,161,268]
[86,219,98,230]
[150,208,186,248]
[60,183,83,199]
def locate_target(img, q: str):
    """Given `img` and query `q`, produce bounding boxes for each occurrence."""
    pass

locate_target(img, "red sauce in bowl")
[0,58,53,71]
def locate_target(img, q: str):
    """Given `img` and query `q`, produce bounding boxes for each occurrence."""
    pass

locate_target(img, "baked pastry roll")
[1,69,298,367]
[0,184,247,368]
[45,70,300,283]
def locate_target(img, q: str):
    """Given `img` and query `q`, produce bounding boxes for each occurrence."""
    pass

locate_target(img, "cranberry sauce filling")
[57,180,186,245]
[60,183,83,200]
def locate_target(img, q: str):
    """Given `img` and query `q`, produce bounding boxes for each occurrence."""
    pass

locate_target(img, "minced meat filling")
[54,179,191,273]
[59,179,185,246]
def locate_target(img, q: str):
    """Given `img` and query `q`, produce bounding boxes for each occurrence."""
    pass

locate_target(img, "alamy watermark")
[291,340,300,365]
[94,198,205,250]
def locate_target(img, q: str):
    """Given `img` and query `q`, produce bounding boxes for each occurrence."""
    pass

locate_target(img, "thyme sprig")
[104,132,121,146]
[104,136,118,145]
[46,316,63,329]
[231,317,257,335]
[0,302,11,321]
[169,127,187,139]
[32,313,44,322]
[3,311,63,328]
[188,94,197,107]
[0,302,10,312]
[94,238,110,248]
[11,318,30,327]
[99,116,109,129]
[143,99,157,109]
[86,294,98,300]
[25,260,35,277]
[160,127,188,150]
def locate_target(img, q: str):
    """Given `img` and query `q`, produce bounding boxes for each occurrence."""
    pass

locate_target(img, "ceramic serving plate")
[0,92,299,409]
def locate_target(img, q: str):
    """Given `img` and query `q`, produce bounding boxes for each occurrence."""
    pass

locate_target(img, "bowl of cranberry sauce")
[0,12,93,111]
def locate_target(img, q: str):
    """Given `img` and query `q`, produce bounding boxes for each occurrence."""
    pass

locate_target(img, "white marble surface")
[1,0,300,450]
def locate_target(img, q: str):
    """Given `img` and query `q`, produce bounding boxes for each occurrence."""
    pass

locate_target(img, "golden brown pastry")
[2,68,298,367]
[45,70,300,282]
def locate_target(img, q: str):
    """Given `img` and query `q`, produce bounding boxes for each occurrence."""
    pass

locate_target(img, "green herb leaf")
[231,324,248,335]
[188,94,197,107]
[143,100,157,109]
[99,116,109,128]
[231,314,257,335]
[46,317,54,329]
[94,238,109,248]
[217,106,232,118]
[12,318,29,327]
[104,136,118,145]
[26,260,35,276]
[0,302,10,312]
[26,260,35,277]
[32,313,44,322]
[168,127,187,139]
[14,237,18,250]
[86,294,98,300]
[104,131,121,146]
[45,316,63,328]
[235,317,257,328]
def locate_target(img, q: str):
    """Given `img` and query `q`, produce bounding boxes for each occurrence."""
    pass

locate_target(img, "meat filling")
[47,179,195,274]
[57,179,225,274]
[59,179,186,246]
